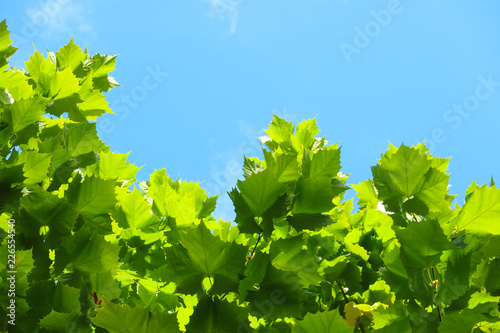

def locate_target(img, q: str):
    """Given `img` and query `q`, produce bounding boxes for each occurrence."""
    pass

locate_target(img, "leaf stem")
[336,279,349,304]
[250,234,262,259]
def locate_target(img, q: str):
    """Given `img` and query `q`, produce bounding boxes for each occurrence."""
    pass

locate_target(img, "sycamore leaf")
[352,179,379,207]
[237,168,286,216]
[273,153,300,182]
[0,20,17,66]
[265,114,294,144]
[287,213,334,231]
[115,188,159,229]
[292,308,352,333]
[165,222,247,294]
[56,38,85,72]
[67,123,104,157]
[246,262,305,320]
[397,219,455,268]
[0,66,32,100]
[455,185,500,236]
[18,151,52,185]
[76,176,118,217]
[291,118,319,152]
[185,296,250,333]
[88,151,140,181]
[90,53,117,78]
[71,233,120,272]
[92,299,180,333]
[25,50,55,94]
[242,156,264,178]
[49,68,80,100]
[309,145,341,180]
[52,282,80,313]
[10,96,45,133]
[373,144,432,199]
[270,235,324,286]
[19,188,78,247]
[39,311,78,331]
[293,178,335,214]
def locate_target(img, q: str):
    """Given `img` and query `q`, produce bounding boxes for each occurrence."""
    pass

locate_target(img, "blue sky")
[3,0,500,220]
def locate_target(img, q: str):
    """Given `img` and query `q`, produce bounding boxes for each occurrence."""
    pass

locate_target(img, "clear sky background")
[2,0,500,220]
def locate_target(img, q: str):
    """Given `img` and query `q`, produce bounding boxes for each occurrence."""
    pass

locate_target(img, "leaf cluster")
[1,20,499,333]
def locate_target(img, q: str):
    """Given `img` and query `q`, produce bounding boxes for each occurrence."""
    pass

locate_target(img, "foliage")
[1,20,500,332]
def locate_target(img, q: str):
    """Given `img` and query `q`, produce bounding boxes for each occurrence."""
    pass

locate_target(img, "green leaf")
[352,179,379,207]
[77,79,112,120]
[246,262,305,320]
[146,170,204,227]
[92,299,180,333]
[89,270,122,301]
[45,94,81,118]
[49,68,80,100]
[273,153,300,182]
[115,188,159,229]
[71,232,120,272]
[371,302,409,330]
[6,249,34,296]
[53,282,81,313]
[412,167,450,213]
[270,236,324,286]
[434,250,471,305]
[185,295,251,333]
[292,308,352,333]
[293,178,335,214]
[291,118,319,152]
[309,145,341,180]
[90,53,117,78]
[25,50,55,94]
[455,185,500,236]
[265,115,294,144]
[287,213,334,231]
[475,257,500,292]
[199,194,218,218]
[229,187,262,234]
[467,291,500,312]
[75,176,118,217]
[0,20,17,66]
[39,310,78,332]
[18,151,52,185]
[237,169,286,216]
[396,219,455,268]
[10,96,45,133]
[165,222,247,294]
[363,280,395,306]
[56,38,85,72]
[243,156,264,177]
[374,144,432,199]
[19,188,77,247]
[67,123,104,156]
[0,66,32,101]
[438,309,478,333]
[88,151,140,181]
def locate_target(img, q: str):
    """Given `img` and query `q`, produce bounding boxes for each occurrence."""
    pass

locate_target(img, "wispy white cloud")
[25,0,95,40]
[205,0,242,34]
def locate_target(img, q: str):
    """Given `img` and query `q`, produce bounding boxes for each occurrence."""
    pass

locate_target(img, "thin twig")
[431,267,442,322]
[336,279,349,304]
